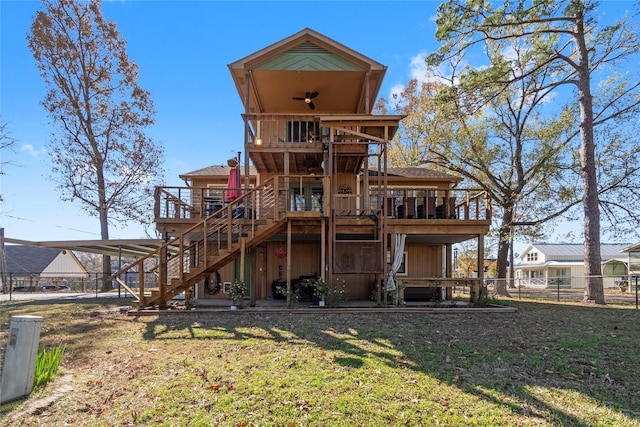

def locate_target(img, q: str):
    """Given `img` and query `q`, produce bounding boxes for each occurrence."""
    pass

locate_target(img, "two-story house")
[514,243,632,290]
[115,28,492,308]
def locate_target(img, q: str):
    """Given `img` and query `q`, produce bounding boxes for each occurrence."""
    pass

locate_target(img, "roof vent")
[288,41,330,55]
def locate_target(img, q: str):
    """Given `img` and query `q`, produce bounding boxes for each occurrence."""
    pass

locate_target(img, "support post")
[473,234,485,303]
[286,220,292,308]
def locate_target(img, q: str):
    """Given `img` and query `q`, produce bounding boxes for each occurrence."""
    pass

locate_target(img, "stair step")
[134,216,287,309]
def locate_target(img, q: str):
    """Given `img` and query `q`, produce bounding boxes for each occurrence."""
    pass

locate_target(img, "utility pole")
[0,228,8,293]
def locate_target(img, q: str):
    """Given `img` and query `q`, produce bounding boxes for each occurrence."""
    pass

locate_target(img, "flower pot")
[318,300,325,307]
[230,305,237,310]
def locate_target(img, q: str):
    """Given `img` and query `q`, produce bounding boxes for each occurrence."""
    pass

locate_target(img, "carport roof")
[1,237,169,259]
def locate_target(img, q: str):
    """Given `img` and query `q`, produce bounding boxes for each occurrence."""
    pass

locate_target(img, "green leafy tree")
[375,81,453,169]
[379,66,579,296]
[428,0,640,303]
[27,0,164,289]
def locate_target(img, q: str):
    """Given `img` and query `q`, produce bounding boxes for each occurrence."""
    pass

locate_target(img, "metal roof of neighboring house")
[4,245,68,274]
[520,243,632,261]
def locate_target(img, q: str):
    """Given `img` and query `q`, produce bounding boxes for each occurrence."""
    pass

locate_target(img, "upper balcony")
[243,113,403,175]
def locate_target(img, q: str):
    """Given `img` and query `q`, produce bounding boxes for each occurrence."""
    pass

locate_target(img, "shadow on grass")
[0,297,134,364]
[135,300,640,425]
[4,298,638,424]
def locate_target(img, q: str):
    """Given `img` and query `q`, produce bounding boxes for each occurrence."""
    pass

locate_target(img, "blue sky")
[1,0,444,241]
[0,0,636,246]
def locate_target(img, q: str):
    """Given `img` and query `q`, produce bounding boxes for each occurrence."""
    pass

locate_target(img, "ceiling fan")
[292,91,318,110]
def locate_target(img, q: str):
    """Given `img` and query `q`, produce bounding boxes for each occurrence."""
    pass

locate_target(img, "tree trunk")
[99,189,112,291]
[494,208,512,297]
[575,7,605,304]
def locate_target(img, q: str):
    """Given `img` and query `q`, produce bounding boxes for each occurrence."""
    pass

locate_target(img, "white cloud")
[410,52,456,86]
[409,52,429,81]
[20,144,46,160]
[501,45,518,61]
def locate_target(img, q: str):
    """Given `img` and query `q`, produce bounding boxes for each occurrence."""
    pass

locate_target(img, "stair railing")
[111,176,278,305]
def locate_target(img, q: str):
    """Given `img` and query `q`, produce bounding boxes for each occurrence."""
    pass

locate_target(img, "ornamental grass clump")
[33,344,66,389]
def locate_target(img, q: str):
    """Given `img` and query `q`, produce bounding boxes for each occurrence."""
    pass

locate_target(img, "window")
[396,252,408,276]
[289,184,323,212]
[526,252,538,262]
[287,121,318,143]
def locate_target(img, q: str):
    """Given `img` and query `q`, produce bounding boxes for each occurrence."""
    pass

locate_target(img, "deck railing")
[337,188,491,221]
[155,175,326,222]
[156,181,491,222]
[244,114,323,146]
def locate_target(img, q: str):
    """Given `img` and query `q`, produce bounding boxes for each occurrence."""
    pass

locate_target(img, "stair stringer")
[140,217,288,307]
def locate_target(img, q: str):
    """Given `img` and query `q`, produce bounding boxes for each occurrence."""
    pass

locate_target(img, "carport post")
[118,245,122,298]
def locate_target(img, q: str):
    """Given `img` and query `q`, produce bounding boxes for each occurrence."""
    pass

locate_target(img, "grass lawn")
[1,298,639,426]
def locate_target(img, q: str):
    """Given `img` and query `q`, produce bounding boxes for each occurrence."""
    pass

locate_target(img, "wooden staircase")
[112,177,286,308]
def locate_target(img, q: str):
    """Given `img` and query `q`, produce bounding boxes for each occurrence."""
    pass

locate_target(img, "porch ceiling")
[249,70,367,114]
[249,149,364,175]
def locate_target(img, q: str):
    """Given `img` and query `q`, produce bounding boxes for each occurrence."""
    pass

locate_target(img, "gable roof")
[4,245,66,274]
[180,164,258,180]
[228,28,387,114]
[621,242,640,253]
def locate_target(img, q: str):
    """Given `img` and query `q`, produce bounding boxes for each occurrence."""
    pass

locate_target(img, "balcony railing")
[244,114,323,146]
[155,175,326,222]
[156,179,491,222]
[335,188,491,221]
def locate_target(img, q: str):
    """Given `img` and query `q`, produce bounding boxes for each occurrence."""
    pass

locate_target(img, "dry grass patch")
[1,298,639,426]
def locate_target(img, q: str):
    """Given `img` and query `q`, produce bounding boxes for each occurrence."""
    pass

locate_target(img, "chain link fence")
[1,271,163,300]
[487,276,640,307]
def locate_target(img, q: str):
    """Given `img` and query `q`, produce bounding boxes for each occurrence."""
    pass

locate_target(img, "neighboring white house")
[619,242,640,288]
[514,243,632,289]
[2,245,89,291]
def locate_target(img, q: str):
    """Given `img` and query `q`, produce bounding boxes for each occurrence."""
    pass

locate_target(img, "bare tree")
[0,118,17,192]
[27,0,164,289]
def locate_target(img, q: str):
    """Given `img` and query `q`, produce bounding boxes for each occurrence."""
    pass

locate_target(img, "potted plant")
[230,278,246,309]
[314,277,329,306]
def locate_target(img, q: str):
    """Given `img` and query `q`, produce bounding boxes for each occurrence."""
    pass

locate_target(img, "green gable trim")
[255,41,364,71]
